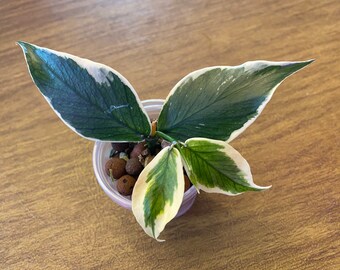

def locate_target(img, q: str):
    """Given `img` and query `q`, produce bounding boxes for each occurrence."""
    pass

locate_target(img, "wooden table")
[1,1,339,269]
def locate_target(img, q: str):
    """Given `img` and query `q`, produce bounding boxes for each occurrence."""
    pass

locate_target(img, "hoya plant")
[18,41,312,241]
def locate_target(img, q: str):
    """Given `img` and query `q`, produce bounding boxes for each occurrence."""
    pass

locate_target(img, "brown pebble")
[138,155,145,166]
[125,157,143,176]
[161,140,172,149]
[141,148,149,157]
[111,142,129,152]
[144,155,155,167]
[105,157,126,179]
[125,143,135,155]
[130,142,146,158]
[184,175,191,192]
[117,175,136,196]
[183,168,188,176]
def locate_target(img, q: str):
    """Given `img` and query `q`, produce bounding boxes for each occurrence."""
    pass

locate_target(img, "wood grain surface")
[1,0,339,269]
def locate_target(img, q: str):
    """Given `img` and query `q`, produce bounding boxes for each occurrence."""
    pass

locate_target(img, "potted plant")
[18,41,312,241]
[92,99,198,218]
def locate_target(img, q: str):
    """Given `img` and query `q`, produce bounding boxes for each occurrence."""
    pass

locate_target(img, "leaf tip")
[17,41,36,55]
[286,59,315,73]
[155,237,166,242]
[16,41,26,51]
[16,40,29,49]
[255,184,272,191]
[300,59,315,67]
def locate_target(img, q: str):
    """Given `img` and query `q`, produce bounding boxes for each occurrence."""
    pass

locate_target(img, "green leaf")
[18,41,151,141]
[158,60,313,142]
[132,146,184,241]
[179,138,270,195]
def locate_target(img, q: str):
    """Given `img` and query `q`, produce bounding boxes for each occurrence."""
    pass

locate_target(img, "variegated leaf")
[132,146,184,241]
[158,60,313,142]
[18,41,151,142]
[179,138,270,195]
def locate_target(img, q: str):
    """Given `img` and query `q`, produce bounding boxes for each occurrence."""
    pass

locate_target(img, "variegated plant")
[19,41,312,241]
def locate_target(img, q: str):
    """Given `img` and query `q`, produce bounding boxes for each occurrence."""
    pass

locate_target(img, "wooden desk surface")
[1,1,339,269]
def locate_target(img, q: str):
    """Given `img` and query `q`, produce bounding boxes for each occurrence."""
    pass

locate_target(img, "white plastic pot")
[93,99,197,217]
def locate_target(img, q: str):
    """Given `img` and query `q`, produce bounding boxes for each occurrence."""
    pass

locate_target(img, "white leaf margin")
[132,146,184,241]
[160,60,313,142]
[182,138,271,196]
[18,41,151,142]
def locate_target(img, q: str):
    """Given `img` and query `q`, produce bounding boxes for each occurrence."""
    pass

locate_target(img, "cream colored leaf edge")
[184,138,271,196]
[132,146,184,241]
[18,41,152,142]
[161,60,313,143]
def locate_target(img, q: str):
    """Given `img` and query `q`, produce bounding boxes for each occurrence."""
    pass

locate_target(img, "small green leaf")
[179,138,269,195]
[158,60,313,142]
[132,146,184,241]
[18,41,151,141]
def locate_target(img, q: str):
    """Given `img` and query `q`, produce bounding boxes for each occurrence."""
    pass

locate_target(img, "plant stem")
[155,131,177,143]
